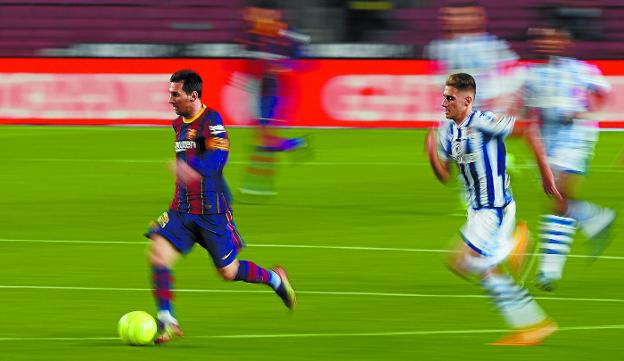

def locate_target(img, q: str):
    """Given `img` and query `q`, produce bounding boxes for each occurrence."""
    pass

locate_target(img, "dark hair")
[446,73,476,95]
[248,0,278,9]
[170,69,202,98]
[442,1,481,8]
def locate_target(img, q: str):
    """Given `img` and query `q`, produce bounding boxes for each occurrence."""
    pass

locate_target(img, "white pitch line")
[249,243,624,261]
[0,238,141,245]
[0,324,622,342]
[0,336,119,342]
[23,158,428,166]
[1,284,623,304]
[1,238,623,260]
[21,157,624,169]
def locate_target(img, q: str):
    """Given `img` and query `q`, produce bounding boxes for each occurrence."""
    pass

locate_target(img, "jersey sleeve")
[187,111,229,177]
[472,111,515,137]
[437,120,453,162]
[582,62,611,94]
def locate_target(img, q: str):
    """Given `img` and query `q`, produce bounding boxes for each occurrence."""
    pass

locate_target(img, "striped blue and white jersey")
[425,33,517,73]
[437,110,515,209]
[524,56,610,125]
[425,33,521,104]
[523,56,608,170]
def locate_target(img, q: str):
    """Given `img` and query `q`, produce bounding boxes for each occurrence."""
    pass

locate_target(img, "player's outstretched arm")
[523,122,562,199]
[425,129,450,183]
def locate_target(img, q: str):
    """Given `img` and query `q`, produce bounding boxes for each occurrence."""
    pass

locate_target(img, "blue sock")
[235,260,281,290]
[152,266,174,316]
[539,215,576,280]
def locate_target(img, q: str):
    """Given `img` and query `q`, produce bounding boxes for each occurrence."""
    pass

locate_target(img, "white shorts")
[545,121,598,175]
[460,201,516,272]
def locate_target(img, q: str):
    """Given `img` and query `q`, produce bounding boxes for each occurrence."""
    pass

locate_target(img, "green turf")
[0,126,622,360]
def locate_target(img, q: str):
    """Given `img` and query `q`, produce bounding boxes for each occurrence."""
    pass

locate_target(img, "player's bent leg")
[217,259,240,281]
[456,203,556,345]
[203,213,294,309]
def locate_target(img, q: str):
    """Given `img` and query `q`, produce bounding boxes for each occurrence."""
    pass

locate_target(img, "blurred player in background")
[145,69,296,344]
[523,26,616,291]
[237,0,311,198]
[424,1,522,112]
[425,73,561,346]
[424,1,524,214]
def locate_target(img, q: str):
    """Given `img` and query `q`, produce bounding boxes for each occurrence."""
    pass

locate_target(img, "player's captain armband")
[209,124,226,135]
[206,137,230,151]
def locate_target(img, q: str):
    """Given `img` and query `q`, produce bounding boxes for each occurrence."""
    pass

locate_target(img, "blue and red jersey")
[170,105,231,215]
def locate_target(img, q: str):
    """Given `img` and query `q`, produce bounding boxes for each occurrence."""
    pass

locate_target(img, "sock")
[481,273,546,329]
[566,200,609,238]
[235,260,281,290]
[152,266,175,318]
[259,138,305,152]
[157,310,178,325]
[539,215,577,280]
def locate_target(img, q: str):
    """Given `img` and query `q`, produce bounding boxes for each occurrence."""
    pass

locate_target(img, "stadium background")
[0,1,622,360]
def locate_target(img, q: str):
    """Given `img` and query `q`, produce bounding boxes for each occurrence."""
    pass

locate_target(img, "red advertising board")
[0,58,622,128]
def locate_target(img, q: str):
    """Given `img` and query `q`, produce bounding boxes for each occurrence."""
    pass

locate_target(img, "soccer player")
[424,2,524,213]
[237,1,310,197]
[425,73,561,346]
[424,1,522,110]
[146,69,296,344]
[523,26,616,291]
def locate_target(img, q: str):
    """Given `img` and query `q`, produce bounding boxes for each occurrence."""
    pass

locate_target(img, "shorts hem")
[461,233,489,256]
[146,229,187,255]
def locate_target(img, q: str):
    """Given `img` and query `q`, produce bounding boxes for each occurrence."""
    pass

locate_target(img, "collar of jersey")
[182,104,207,124]
[457,110,476,128]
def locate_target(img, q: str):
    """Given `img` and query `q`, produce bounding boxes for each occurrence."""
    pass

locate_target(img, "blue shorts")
[145,209,242,268]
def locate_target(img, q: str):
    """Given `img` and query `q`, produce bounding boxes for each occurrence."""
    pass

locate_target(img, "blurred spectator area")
[394,0,624,59]
[1,0,624,58]
[0,0,246,56]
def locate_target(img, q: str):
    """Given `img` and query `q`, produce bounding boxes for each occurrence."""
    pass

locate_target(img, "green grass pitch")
[0,126,622,360]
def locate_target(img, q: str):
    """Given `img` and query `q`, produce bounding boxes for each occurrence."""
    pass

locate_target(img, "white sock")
[481,273,546,329]
[268,270,282,290]
[157,311,178,325]
[539,215,576,280]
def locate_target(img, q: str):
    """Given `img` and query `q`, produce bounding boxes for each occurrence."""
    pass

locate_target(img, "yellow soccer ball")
[118,311,157,346]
